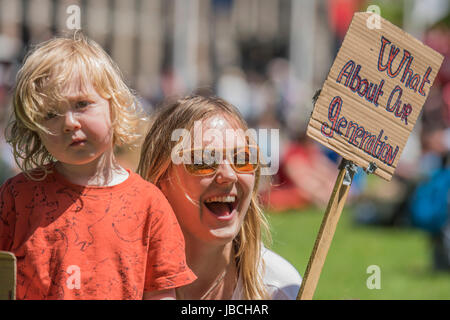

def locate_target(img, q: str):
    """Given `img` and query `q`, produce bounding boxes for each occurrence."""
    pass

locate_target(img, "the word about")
[337,60,385,108]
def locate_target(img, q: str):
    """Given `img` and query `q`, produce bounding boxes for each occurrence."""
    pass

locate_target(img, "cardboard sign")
[307,12,444,181]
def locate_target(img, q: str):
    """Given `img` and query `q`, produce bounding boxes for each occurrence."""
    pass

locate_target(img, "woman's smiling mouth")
[203,195,238,218]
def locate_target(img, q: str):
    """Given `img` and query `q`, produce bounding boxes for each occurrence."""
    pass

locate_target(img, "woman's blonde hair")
[6,32,143,179]
[138,94,272,299]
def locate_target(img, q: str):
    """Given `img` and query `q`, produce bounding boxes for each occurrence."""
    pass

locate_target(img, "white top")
[231,246,302,300]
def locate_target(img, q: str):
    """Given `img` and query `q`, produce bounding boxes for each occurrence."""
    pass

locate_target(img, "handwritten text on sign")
[307,13,443,181]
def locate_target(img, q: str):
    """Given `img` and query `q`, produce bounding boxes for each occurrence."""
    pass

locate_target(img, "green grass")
[266,208,450,300]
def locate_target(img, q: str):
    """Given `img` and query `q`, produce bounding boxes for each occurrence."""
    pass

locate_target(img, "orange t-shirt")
[0,169,196,299]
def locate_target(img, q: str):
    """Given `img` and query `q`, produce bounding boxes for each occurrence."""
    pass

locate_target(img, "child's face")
[37,75,114,168]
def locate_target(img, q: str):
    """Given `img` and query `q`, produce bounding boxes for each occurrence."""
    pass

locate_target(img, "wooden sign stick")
[297,159,357,300]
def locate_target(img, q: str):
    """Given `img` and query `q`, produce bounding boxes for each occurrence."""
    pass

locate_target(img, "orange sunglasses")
[181,145,259,176]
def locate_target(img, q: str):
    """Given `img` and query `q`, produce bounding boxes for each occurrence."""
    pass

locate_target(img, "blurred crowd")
[0,0,449,270]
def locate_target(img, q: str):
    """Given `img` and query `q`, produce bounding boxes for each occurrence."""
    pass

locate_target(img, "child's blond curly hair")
[6,32,144,179]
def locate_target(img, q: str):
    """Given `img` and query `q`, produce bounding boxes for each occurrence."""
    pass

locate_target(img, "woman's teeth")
[204,196,236,203]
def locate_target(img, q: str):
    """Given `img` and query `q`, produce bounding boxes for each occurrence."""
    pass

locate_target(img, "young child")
[0,34,196,299]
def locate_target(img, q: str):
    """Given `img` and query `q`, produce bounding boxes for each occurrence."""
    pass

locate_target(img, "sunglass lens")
[233,147,258,173]
[185,163,217,175]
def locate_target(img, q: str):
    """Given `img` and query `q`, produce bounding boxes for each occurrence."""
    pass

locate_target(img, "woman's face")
[161,115,256,245]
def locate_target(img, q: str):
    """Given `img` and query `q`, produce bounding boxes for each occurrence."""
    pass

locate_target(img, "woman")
[138,94,301,299]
